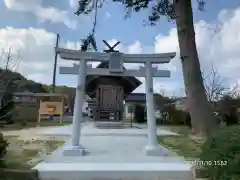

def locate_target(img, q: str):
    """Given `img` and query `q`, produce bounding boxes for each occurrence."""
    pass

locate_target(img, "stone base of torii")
[55,47,176,157]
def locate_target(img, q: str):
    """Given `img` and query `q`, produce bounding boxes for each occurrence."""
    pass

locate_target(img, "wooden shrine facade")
[85,62,141,122]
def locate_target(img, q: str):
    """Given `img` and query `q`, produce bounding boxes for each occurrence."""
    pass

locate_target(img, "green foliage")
[134,104,145,123]
[0,68,47,93]
[18,119,27,127]
[75,0,95,15]
[0,132,8,168]
[200,126,240,180]
[217,95,240,126]
[0,95,14,124]
[0,69,76,124]
[154,93,174,109]
[51,85,76,97]
[80,34,97,51]
[220,110,238,126]
[0,68,75,97]
[0,68,48,124]
[156,117,165,125]
[75,0,205,26]
[160,104,188,125]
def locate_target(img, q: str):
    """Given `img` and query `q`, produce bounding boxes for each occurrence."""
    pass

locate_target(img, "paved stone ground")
[33,121,193,180]
[36,121,182,163]
[38,121,178,137]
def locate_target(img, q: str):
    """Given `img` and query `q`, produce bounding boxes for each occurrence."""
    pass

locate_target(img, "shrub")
[0,132,8,168]
[19,120,27,126]
[134,104,145,123]
[220,108,239,126]
[200,126,240,180]
[218,95,239,126]
[160,105,188,125]
[156,117,165,125]
[0,100,14,124]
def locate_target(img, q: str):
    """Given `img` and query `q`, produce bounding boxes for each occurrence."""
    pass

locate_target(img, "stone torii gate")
[56,45,176,157]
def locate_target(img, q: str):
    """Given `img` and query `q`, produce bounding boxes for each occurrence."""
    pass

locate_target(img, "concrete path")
[33,122,192,180]
[38,121,178,137]
[36,122,180,163]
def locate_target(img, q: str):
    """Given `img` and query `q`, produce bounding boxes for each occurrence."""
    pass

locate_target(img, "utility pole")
[52,33,60,93]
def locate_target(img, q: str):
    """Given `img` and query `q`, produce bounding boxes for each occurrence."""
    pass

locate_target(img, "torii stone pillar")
[144,61,168,156]
[63,59,86,156]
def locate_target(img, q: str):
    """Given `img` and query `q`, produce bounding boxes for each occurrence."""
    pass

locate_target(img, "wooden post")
[131,110,133,128]
[37,112,40,124]
[52,34,60,93]
[59,97,63,124]
[37,100,42,124]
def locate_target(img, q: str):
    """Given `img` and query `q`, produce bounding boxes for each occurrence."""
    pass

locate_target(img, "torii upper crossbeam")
[55,47,176,63]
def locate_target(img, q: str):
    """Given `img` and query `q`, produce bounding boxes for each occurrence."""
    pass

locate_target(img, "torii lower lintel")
[59,66,171,77]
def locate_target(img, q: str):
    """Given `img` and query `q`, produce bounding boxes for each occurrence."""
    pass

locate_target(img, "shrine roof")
[125,93,146,102]
[85,62,142,98]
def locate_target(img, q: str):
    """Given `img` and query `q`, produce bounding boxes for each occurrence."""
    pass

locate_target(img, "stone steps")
[94,121,124,129]
[33,162,192,180]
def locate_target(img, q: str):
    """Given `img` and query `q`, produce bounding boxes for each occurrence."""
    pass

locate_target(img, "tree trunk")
[174,0,216,136]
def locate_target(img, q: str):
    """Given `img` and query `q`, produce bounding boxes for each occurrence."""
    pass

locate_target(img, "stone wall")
[0,169,38,180]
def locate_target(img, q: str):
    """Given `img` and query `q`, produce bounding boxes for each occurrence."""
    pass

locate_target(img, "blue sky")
[1,0,239,45]
[0,0,240,96]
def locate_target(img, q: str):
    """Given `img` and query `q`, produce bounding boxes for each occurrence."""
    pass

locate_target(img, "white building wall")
[82,95,89,113]
[124,104,134,119]
[82,101,88,113]
[124,102,161,119]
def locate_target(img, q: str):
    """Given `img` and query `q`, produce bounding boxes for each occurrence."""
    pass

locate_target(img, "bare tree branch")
[203,63,239,102]
[0,48,22,121]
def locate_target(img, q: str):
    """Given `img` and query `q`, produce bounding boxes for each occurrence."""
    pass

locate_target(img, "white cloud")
[118,7,240,95]
[1,7,240,97]
[128,41,142,54]
[4,0,77,29]
[69,0,78,8]
[0,27,79,84]
[153,7,240,95]
[106,39,144,54]
[105,12,111,18]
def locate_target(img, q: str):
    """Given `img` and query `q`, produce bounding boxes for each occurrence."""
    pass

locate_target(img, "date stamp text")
[184,160,227,167]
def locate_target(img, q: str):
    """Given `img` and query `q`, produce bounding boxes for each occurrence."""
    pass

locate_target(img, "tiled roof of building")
[125,93,146,101]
